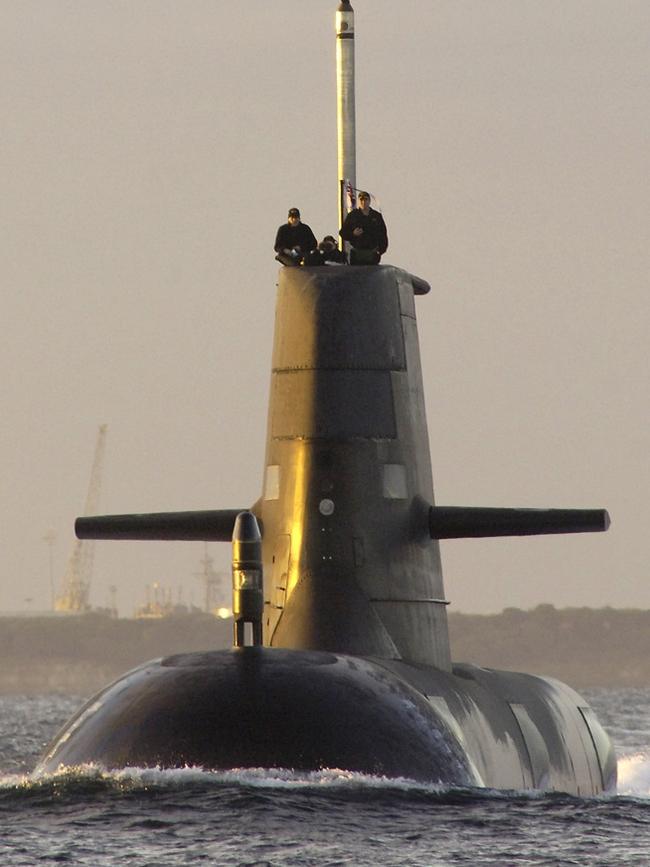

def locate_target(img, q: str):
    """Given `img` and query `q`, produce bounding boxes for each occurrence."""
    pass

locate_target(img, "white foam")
[616,751,650,798]
[11,758,650,800]
[0,764,551,798]
[25,763,449,793]
[0,773,29,789]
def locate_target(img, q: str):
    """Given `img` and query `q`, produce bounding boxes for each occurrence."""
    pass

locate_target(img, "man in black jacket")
[303,235,347,266]
[274,208,318,266]
[339,191,388,265]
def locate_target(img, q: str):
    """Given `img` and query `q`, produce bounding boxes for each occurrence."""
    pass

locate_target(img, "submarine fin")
[76,509,250,541]
[429,506,610,539]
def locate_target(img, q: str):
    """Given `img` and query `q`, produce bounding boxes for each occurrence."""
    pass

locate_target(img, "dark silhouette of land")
[0,612,231,695]
[448,605,649,689]
[0,605,647,695]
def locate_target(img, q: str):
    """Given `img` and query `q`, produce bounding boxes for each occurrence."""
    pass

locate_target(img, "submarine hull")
[36,647,615,794]
[36,648,477,785]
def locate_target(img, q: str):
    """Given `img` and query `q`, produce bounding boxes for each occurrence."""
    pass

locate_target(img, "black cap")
[288,207,300,218]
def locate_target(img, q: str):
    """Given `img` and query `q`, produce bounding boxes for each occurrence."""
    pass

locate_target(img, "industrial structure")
[195,544,230,616]
[54,424,108,613]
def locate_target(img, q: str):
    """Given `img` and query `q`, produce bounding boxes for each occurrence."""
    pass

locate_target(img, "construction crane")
[55,424,108,613]
[195,543,230,616]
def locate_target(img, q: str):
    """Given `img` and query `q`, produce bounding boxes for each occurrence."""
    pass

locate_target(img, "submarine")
[37,2,616,794]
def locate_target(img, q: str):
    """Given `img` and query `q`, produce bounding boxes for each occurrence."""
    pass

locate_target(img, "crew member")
[304,235,347,266]
[339,191,388,265]
[274,208,318,266]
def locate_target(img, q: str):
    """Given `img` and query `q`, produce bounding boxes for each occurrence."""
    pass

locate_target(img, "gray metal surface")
[36,0,615,795]
[336,0,356,231]
[58,263,614,794]
[258,266,450,668]
[36,646,616,795]
[77,509,244,540]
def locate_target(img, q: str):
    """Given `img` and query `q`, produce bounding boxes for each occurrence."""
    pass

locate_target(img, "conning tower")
[258,265,450,668]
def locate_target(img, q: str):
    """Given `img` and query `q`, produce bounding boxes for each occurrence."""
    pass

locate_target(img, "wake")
[1,751,649,799]
[2,764,450,795]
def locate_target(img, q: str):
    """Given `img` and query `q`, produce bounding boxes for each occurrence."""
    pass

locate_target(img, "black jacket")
[340,207,388,253]
[274,222,318,255]
[303,246,347,266]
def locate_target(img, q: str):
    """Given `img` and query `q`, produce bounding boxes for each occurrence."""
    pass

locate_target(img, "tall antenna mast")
[336,0,356,235]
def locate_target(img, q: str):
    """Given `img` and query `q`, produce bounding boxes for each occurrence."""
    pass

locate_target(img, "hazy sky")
[2,1,648,616]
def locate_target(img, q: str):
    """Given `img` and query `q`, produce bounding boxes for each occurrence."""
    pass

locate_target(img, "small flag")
[342,181,381,212]
[345,179,357,212]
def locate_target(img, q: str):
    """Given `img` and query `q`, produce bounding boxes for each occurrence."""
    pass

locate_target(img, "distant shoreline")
[1,606,647,695]
[448,605,650,690]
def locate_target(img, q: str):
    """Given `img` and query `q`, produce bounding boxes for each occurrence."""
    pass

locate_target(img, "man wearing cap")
[274,208,318,266]
[339,191,388,265]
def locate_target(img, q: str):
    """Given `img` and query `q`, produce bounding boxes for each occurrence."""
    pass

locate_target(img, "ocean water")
[1,688,649,866]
